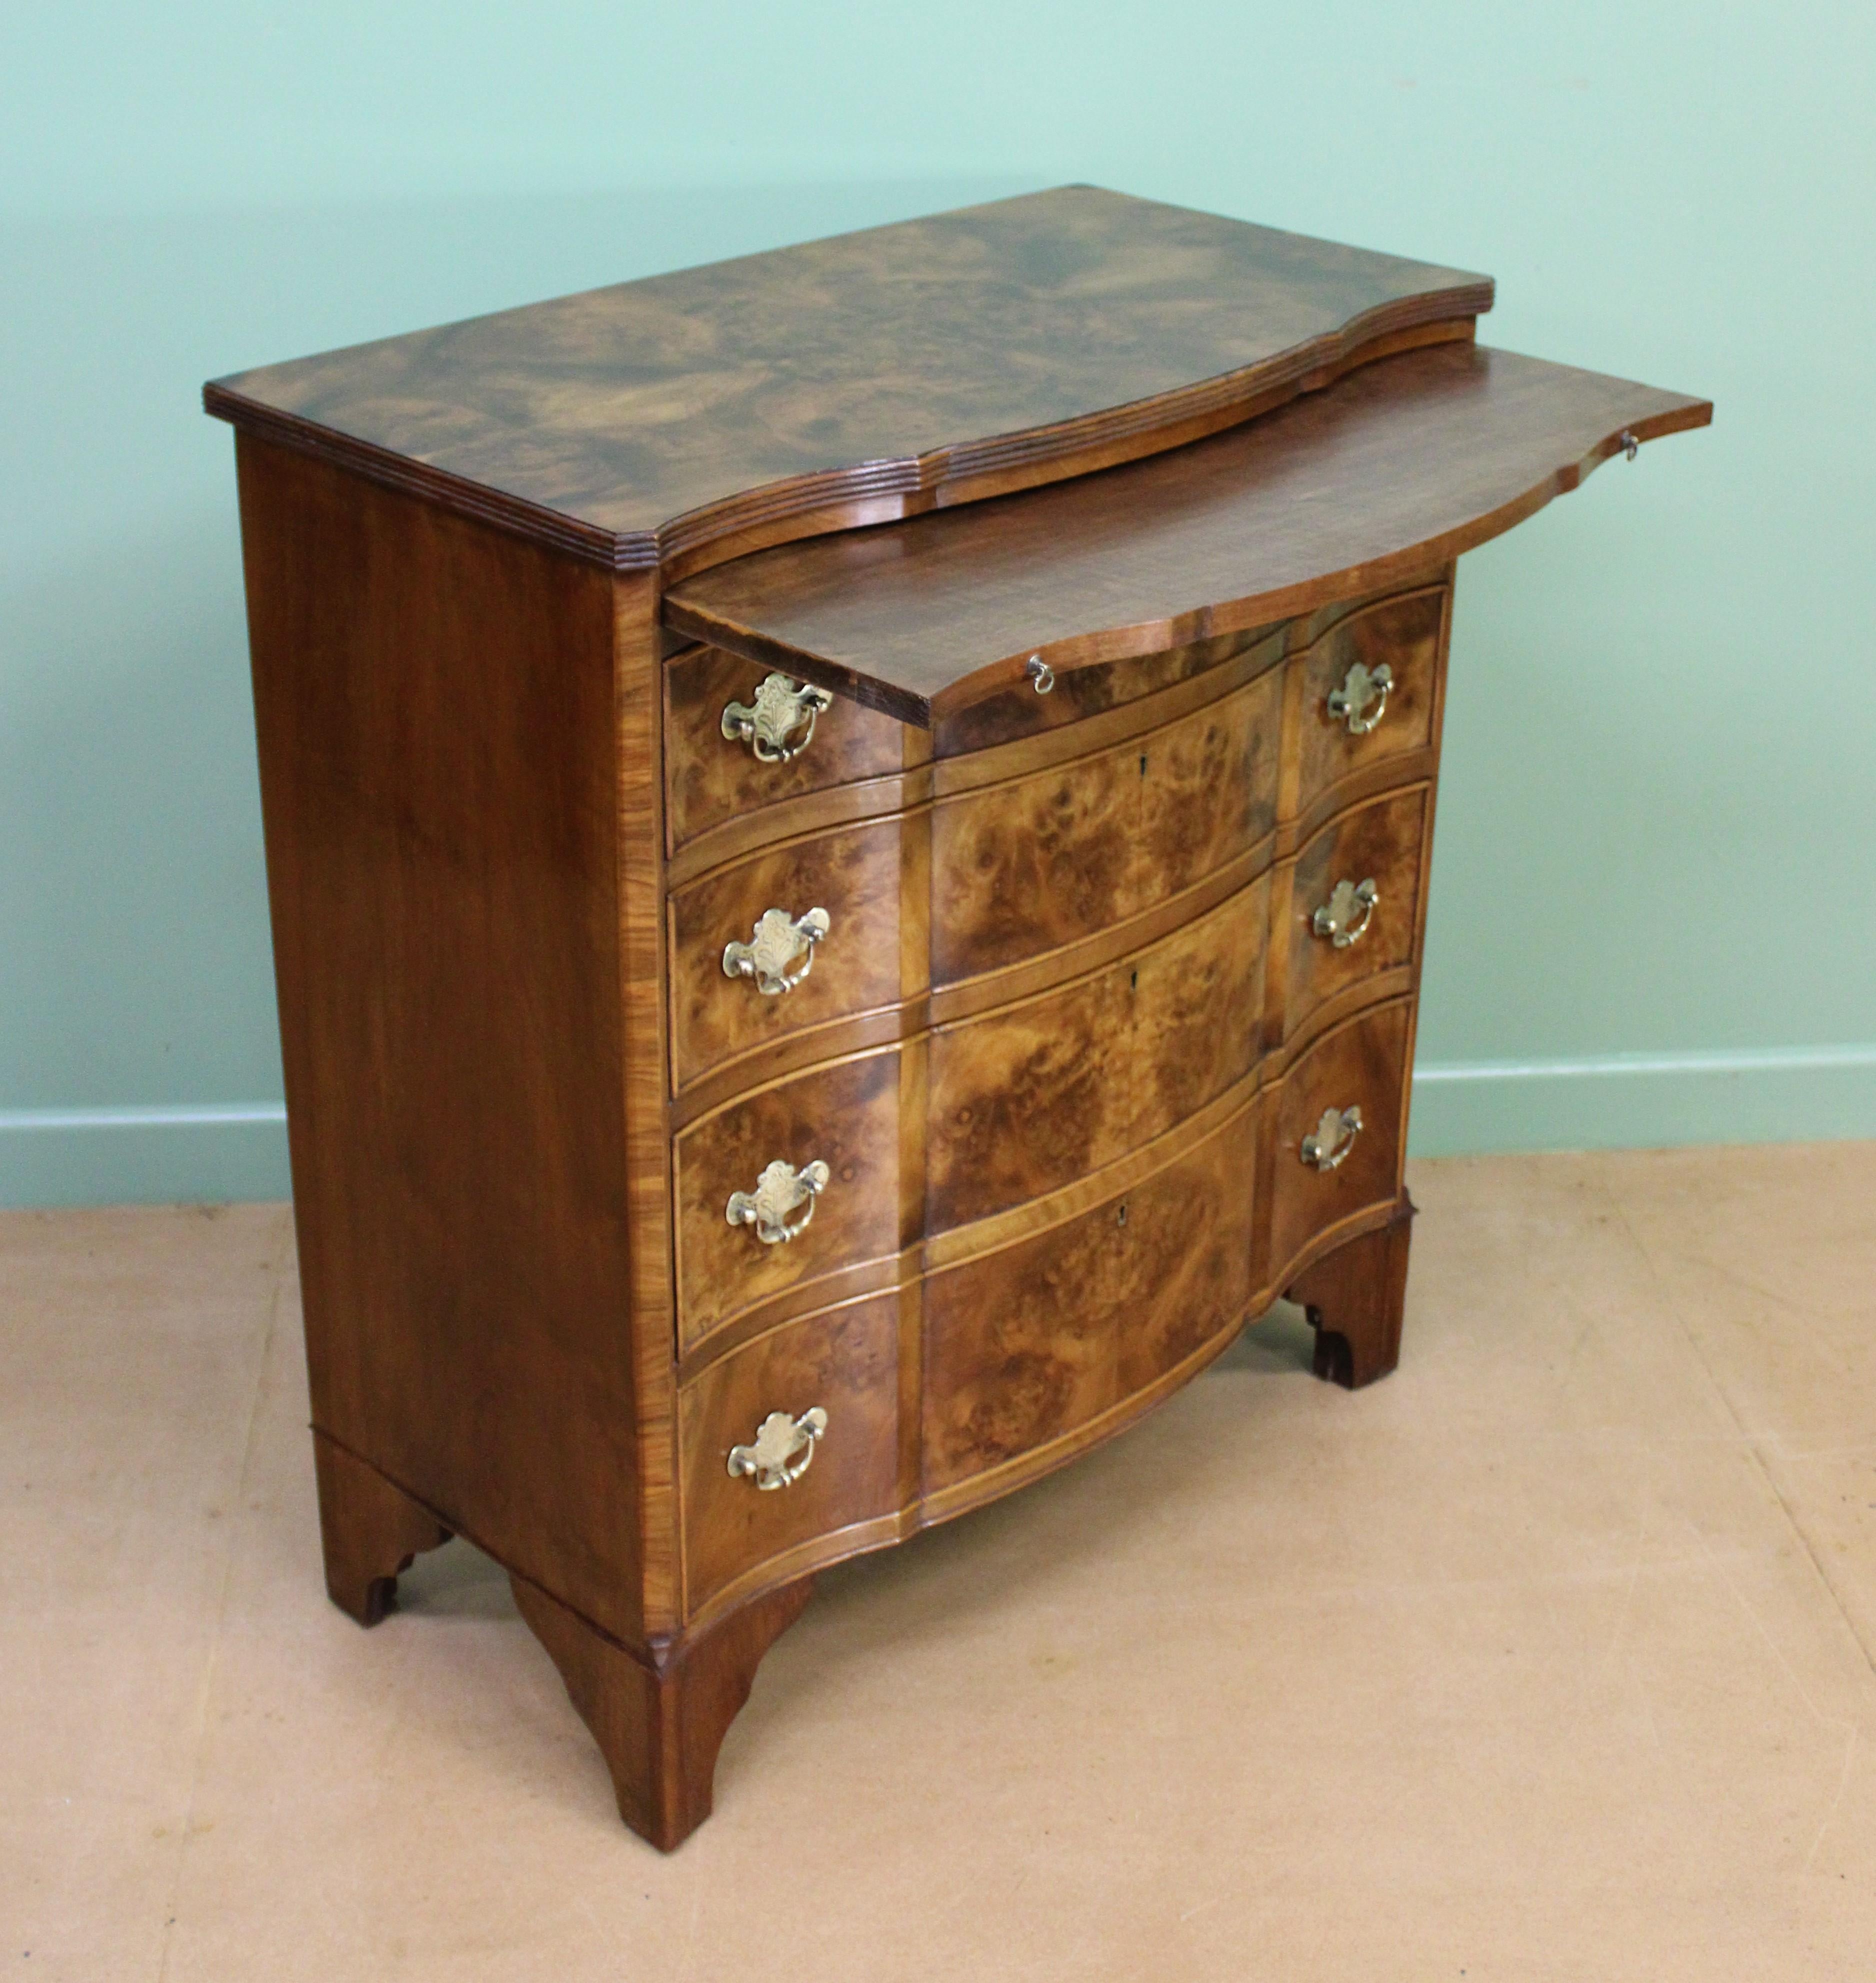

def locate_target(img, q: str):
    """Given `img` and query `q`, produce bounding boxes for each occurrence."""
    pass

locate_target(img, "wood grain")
[928,875,1268,1229]
[310,1430,453,1627]
[922,1102,1256,1491]
[666,343,1712,724]
[674,867,1270,1355]
[1290,587,1442,813]
[205,186,1492,573]
[662,625,1289,889]
[668,816,907,1089]
[1264,999,1412,1279]
[666,646,910,854]
[512,1568,813,1851]
[674,1049,903,1353]
[931,620,1284,758]
[1280,785,1430,1040]
[680,1294,902,1614]
[614,570,683,1639]
[236,435,647,1645]
[930,667,1282,982]
[1286,1192,1417,1389]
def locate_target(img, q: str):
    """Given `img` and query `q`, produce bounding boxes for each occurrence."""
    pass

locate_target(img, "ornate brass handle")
[726,1158,830,1245]
[728,1407,828,1490]
[722,906,830,995]
[1326,660,1393,735]
[722,673,834,764]
[1301,1105,1364,1172]
[1312,877,1379,949]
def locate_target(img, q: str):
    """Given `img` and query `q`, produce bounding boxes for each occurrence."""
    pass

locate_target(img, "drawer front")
[668,648,906,851]
[681,1293,902,1616]
[675,1049,902,1353]
[1294,589,1443,815]
[1283,787,1428,1037]
[922,1104,1256,1494]
[931,666,1282,983]
[927,875,1268,1231]
[670,816,904,1088]
[932,624,1283,758]
[1267,1000,1410,1277]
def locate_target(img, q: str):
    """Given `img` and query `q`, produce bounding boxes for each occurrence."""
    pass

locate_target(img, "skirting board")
[2,1049,1874,1207]
[1408,1045,1876,1157]
[0,1104,292,1210]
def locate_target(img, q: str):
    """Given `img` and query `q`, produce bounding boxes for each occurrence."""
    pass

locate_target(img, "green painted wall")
[3,3,1872,1206]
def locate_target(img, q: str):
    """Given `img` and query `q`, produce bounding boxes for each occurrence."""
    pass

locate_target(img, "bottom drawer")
[922,1102,1257,1495]
[1267,999,1410,1276]
[680,1294,903,1617]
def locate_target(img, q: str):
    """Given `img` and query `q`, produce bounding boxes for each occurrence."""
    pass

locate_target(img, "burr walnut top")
[202,185,1494,572]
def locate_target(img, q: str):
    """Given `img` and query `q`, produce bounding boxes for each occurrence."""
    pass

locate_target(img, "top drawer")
[667,629,1284,857]
[1290,587,1444,817]
[666,647,907,853]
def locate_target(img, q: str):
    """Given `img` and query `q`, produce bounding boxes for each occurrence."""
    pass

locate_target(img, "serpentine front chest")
[205,186,1709,1848]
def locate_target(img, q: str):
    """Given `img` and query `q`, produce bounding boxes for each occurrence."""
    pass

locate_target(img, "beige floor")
[5,1146,1876,1981]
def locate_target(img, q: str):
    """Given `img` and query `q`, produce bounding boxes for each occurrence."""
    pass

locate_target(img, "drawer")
[1266,999,1410,1276]
[669,816,906,1089]
[1282,786,1428,1037]
[1292,588,1444,816]
[931,665,1282,983]
[922,1103,1256,1494]
[932,623,1283,758]
[674,1048,903,1354]
[927,874,1268,1231]
[666,648,906,852]
[680,1293,902,1617]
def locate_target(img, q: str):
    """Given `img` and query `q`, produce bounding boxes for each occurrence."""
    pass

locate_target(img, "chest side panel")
[236,436,646,1643]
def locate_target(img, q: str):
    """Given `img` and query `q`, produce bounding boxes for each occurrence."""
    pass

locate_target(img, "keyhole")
[1116,1201,1128,1228]
[1130,969,1138,991]
[1138,753,1148,778]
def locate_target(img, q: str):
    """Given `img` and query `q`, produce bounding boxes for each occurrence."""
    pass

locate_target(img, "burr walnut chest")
[205,187,1709,1848]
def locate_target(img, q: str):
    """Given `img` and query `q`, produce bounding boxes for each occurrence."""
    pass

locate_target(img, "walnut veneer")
[208,187,1708,1849]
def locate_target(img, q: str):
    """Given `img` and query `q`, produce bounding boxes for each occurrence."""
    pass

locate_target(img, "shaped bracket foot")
[1286,1192,1417,1389]
[311,1430,453,1626]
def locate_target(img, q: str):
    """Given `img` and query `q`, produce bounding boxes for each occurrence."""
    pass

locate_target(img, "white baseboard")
[3,1049,1873,1207]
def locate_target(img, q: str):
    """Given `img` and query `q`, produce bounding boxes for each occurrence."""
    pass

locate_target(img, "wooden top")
[203,186,1492,573]
[666,343,1713,725]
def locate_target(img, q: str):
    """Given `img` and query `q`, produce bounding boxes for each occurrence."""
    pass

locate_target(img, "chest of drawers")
[206,187,1708,1848]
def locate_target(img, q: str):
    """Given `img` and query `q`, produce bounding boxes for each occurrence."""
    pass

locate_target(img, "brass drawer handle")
[1326,660,1392,735]
[723,906,830,995]
[1312,877,1379,949]
[726,1158,830,1245]
[728,1406,828,1490]
[1301,1105,1364,1172]
[722,673,834,764]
